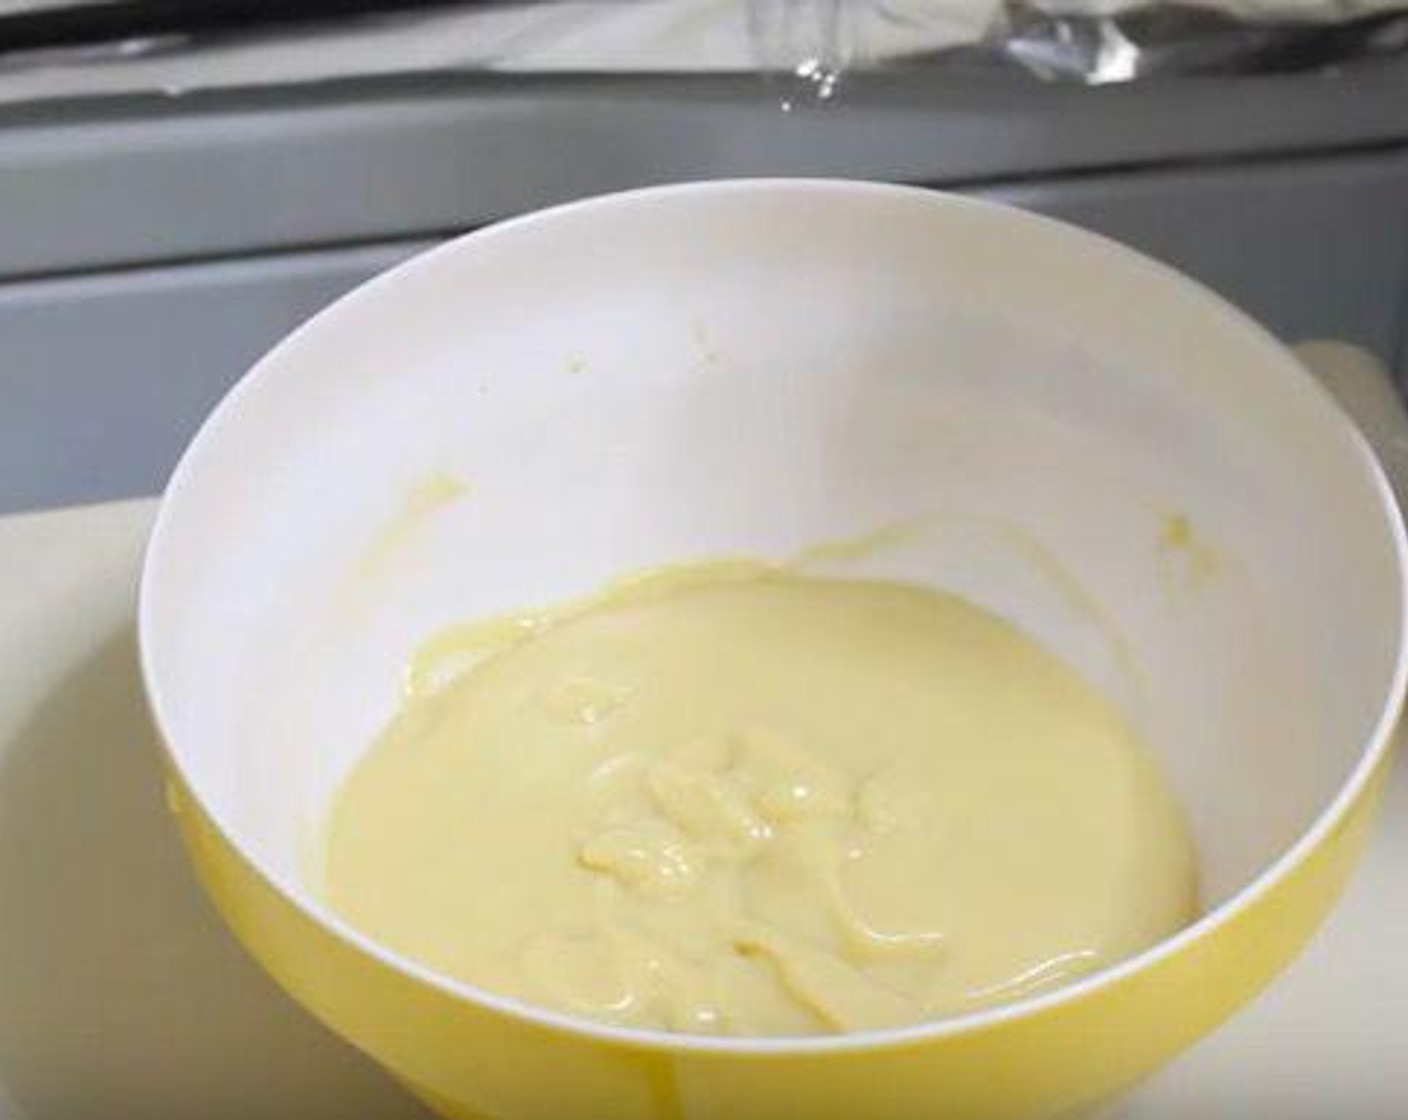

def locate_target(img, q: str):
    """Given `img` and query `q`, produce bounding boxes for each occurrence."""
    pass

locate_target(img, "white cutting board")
[0,349,1405,1120]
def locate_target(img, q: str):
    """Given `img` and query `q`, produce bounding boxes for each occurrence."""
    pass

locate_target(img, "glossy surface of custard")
[321,565,1196,1036]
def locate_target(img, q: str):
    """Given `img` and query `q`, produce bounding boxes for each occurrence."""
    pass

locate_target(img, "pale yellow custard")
[320,564,1196,1037]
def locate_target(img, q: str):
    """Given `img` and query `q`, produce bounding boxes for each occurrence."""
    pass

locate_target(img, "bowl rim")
[139,177,1408,1056]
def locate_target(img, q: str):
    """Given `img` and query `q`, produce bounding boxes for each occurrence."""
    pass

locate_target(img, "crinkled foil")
[994,3,1408,81]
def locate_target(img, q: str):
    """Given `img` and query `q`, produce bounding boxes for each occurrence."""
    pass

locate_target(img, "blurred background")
[4,0,1408,514]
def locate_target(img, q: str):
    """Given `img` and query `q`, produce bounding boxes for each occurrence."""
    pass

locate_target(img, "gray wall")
[4,72,1408,513]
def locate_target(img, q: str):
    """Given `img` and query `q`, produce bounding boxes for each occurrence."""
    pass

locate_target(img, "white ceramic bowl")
[141,181,1406,1120]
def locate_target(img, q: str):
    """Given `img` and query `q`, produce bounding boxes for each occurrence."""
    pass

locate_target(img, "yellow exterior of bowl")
[164,744,1396,1120]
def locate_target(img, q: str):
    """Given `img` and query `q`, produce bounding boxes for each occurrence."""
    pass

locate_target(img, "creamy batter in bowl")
[320,563,1199,1037]
[140,181,1407,1120]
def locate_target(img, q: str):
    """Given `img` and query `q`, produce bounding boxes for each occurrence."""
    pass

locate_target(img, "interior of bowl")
[143,181,1403,969]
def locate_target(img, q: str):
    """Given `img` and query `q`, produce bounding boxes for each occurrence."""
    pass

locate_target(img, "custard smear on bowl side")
[319,563,1197,1037]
